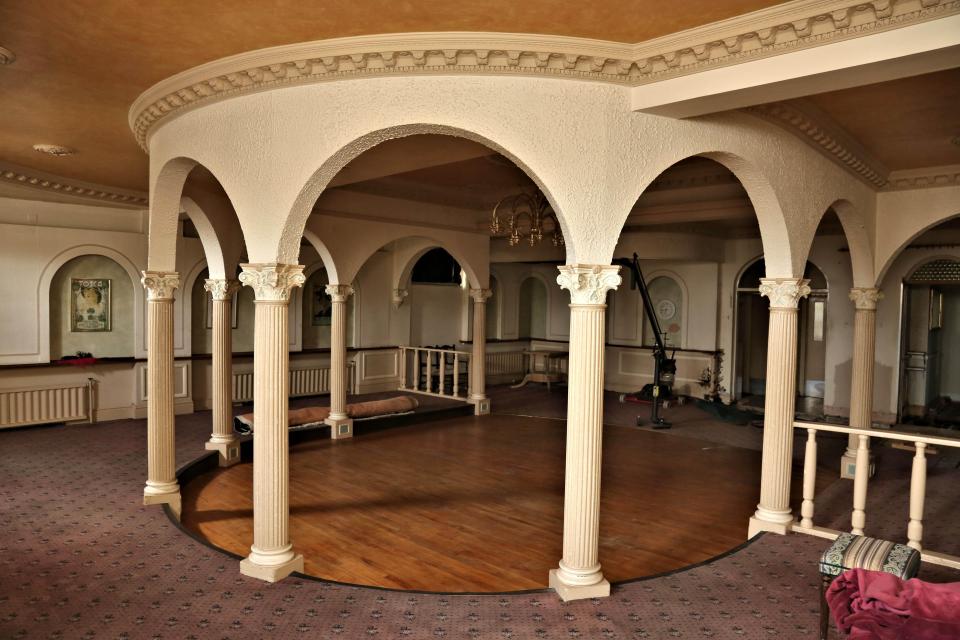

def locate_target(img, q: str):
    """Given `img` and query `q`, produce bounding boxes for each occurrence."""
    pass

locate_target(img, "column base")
[206,438,242,467]
[549,568,610,601]
[143,488,181,521]
[470,396,491,416]
[239,553,304,583]
[840,451,876,480]
[326,416,354,440]
[748,513,793,538]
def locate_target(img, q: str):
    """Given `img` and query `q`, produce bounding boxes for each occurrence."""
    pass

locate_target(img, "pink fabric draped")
[827,568,960,639]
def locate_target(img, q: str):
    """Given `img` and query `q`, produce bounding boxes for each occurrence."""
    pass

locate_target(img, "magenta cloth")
[827,568,960,639]
[55,357,98,367]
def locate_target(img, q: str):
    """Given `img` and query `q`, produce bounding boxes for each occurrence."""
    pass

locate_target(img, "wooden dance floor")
[181,414,762,592]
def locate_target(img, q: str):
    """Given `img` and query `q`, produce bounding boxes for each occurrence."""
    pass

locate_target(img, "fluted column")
[238,263,305,583]
[141,271,182,518]
[469,288,492,415]
[842,288,883,478]
[748,278,811,537]
[204,279,242,466]
[549,264,621,602]
[325,284,354,439]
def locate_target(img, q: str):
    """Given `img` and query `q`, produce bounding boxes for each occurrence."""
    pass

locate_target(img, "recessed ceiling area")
[804,68,960,172]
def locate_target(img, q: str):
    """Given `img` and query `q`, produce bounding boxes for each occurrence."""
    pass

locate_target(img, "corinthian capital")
[556,264,621,305]
[759,278,811,309]
[325,284,354,302]
[239,263,305,302]
[141,271,180,301]
[469,288,492,303]
[203,278,241,301]
[849,287,883,310]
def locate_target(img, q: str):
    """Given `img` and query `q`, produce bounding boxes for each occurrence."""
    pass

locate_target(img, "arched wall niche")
[640,271,688,349]
[38,245,146,362]
[518,275,549,340]
[804,199,875,289]
[299,262,358,350]
[47,254,137,360]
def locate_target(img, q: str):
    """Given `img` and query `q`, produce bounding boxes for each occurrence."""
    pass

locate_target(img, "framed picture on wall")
[71,278,111,332]
[312,286,332,326]
[205,292,239,329]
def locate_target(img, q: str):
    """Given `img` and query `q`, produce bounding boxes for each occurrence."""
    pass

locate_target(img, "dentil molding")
[0,161,149,207]
[557,265,622,305]
[141,271,181,301]
[849,287,884,310]
[885,164,960,190]
[239,263,306,301]
[128,0,958,151]
[325,284,354,302]
[759,278,812,309]
[204,278,242,301]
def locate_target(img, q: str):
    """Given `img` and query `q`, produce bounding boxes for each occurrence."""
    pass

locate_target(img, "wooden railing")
[792,420,960,569]
[399,346,471,401]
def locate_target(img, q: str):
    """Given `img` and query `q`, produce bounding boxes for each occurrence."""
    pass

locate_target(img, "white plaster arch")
[180,257,211,358]
[876,210,960,285]
[149,156,246,275]
[37,245,146,362]
[393,241,480,292]
[284,127,568,270]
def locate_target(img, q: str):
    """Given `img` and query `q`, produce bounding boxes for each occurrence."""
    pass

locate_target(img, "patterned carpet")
[0,388,957,639]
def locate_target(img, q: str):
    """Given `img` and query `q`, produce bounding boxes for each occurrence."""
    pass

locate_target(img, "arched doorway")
[734,258,828,414]
[899,257,960,425]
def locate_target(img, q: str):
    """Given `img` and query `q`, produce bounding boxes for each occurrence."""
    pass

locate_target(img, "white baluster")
[439,352,446,397]
[851,434,869,535]
[453,354,460,398]
[413,349,420,392]
[399,348,407,390]
[907,442,927,551]
[800,428,818,529]
[426,349,433,393]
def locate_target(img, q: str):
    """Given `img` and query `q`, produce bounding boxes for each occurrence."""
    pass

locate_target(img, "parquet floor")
[181,414,766,592]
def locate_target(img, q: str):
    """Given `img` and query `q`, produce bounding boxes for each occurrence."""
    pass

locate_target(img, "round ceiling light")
[0,46,14,65]
[33,144,77,157]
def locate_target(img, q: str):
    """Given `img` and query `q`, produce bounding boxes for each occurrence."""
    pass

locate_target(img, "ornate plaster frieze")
[239,263,305,302]
[203,278,242,301]
[325,284,354,302]
[747,100,891,188]
[141,271,180,301]
[391,288,408,308]
[0,161,149,207]
[128,0,958,150]
[849,287,884,310]
[884,164,960,190]
[557,265,622,306]
[759,278,812,309]
[0,46,14,65]
[469,288,493,303]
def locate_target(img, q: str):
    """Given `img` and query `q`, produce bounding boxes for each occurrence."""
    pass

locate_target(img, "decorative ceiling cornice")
[0,46,14,65]
[128,0,959,151]
[0,162,149,207]
[747,99,891,188]
[885,164,960,190]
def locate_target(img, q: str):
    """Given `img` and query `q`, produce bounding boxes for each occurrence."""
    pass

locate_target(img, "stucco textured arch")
[147,74,879,275]
[875,186,960,284]
[37,245,146,362]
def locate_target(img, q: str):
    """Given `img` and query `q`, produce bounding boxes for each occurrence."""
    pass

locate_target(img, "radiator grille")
[0,382,93,429]
[232,363,355,403]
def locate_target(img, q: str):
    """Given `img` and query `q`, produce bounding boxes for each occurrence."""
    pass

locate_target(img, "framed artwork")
[312,286,332,326]
[71,278,111,332]
[205,292,239,329]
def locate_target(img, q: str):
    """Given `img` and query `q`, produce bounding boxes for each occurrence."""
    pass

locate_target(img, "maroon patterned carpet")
[0,390,957,639]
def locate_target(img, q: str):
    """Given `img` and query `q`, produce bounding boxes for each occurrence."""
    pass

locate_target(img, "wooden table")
[510,350,568,391]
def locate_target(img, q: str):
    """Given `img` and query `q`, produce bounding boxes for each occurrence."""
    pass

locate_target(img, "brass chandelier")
[489,192,564,247]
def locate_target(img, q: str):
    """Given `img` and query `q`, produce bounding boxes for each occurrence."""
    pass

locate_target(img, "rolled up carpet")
[234,395,420,434]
